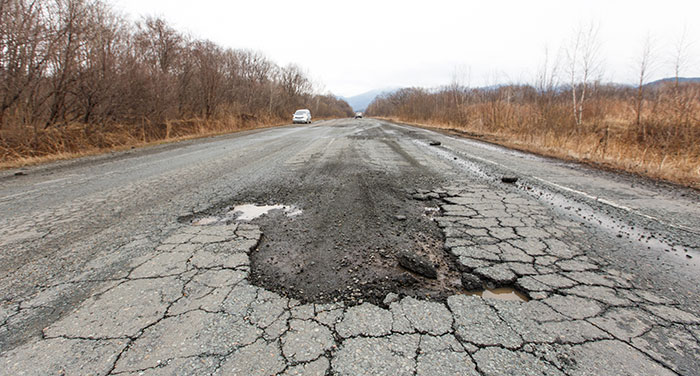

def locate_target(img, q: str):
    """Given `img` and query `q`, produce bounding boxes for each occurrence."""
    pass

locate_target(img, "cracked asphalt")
[1,119,699,375]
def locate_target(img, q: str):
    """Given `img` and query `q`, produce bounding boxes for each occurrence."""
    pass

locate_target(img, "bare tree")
[43,0,92,128]
[0,0,53,130]
[670,26,694,129]
[534,45,561,130]
[634,34,654,132]
[280,64,312,98]
[134,16,182,75]
[74,1,126,124]
[132,16,183,122]
[566,22,602,127]
[190,40,224,119]
[446,65,471,124]
[672,26,690,89]
[536,46,559,93]
[279,64,312,111]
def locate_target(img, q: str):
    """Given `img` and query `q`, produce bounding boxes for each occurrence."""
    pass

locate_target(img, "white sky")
[113,0,700,97]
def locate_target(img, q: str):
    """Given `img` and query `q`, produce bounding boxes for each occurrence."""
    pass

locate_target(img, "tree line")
[0,0,353,159]
[367,82,698,147]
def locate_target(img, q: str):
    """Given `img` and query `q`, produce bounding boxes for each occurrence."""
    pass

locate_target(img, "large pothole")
[179,156,528,306]
[182,196,526,306]
[245,189,466,306]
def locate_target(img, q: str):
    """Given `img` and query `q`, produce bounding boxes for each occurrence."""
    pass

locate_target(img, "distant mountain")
[340,87,400,112]
[645,77,700,88]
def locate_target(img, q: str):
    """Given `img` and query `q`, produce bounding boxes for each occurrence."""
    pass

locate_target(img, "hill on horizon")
[340,87,400,112]
[340,77,700,112]
[645,77,700,88]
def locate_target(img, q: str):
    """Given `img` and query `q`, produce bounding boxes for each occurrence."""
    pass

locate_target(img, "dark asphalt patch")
[180,154,473,305]
[243,165,467,306]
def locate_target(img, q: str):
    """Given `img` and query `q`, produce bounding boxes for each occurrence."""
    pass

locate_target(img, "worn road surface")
[1,119,699,375]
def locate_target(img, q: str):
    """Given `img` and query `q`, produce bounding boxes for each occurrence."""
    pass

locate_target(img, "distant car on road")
[354,112,363,119]
[293,109,312,124]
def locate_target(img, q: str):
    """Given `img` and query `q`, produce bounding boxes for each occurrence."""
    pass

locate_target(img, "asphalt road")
[1,118,699,375]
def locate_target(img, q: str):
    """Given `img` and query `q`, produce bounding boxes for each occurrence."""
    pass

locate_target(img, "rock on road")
[0,118,699,375]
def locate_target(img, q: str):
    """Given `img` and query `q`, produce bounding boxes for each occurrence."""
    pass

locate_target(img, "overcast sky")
[113,0,700,97]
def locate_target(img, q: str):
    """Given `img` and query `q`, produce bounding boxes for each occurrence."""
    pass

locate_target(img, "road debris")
[396,249,438,279]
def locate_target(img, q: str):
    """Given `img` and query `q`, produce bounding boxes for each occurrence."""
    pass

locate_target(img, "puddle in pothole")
[192,203,301,225]
[466,287,529,302]
[231,204,302,221]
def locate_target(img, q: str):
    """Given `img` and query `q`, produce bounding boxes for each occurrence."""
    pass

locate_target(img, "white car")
[293,109,312,124]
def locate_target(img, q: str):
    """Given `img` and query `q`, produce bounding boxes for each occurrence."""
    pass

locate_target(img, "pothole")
[189,203,302,225]
[232,204,302,221]
[233,173,474,306]
[180,192,530,306]
[181,150,537,307]
[466,287,529,302]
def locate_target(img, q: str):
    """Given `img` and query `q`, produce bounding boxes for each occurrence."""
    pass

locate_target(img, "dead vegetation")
[0,0,353,166]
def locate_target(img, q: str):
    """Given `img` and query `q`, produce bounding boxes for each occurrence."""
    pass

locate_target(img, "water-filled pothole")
[466,287,529,302]
[191,203,302,225]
